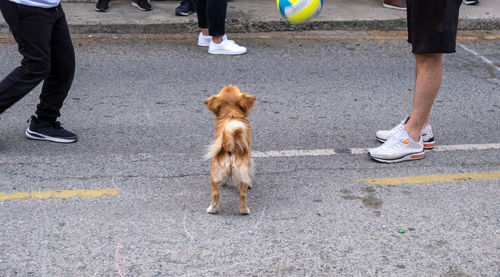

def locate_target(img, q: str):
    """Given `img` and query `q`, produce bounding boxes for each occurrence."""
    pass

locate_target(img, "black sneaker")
[96,0,110,12]
[132,0,152,11]
[175,0,195,16]
[25,116,78,143]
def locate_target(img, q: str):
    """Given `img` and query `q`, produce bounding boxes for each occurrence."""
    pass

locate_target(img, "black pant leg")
[206,0,226,36]
[196,0,208,29]
[0,2,53,115]
[37,6,75,120]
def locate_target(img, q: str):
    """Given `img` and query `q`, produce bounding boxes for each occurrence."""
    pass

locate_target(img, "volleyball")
[277,0,323,24]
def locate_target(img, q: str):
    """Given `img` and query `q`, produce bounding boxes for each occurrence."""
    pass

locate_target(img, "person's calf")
[406,53,443,141]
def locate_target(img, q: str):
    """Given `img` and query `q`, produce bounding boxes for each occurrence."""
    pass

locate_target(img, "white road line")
[457,42,500,72]
[350,148,367,155]
[252,143,500,158]
[433,143,500,152]
[252,149,337,158]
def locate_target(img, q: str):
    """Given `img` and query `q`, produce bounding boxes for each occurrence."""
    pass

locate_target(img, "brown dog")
[204,85,255,215]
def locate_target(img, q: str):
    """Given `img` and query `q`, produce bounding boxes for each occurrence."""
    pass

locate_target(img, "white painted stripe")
[457,43,500,72]
[350,148,368,155]
[433,143,500,152]
[252,143,500,158]
[252,149,336,158]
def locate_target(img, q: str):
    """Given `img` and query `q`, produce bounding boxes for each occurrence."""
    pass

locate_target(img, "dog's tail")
[205,120,249,160]
[225,120,250,156]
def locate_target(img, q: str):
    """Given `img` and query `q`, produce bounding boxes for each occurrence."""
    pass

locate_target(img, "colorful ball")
[277,0,323,24]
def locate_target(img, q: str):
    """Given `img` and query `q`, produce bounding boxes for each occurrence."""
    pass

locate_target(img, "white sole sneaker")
[95,6,109,12]
[208,39,247,55]
[378,135,435,150]
[208,48,246,55]
[25,128,76,143]
[131,1,151,11]
[376,116,435,150]
[199,33,229,47]
[368,150,425,163]
[198,33,211,47]
[369,128,425,163]
[382,3,406,10]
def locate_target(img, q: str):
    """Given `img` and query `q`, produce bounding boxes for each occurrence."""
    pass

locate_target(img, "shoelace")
[52,121,63,130]
[389,123,404,133]
[382,133,406,150]
[389,117,408,132]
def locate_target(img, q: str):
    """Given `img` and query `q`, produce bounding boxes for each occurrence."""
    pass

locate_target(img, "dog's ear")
[238,93,256,116]
[205,95,221,115]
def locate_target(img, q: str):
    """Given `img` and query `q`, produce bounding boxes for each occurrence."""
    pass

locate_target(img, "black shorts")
[407,0,462,54]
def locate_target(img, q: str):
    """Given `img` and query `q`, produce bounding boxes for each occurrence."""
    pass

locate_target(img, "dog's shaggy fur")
[204,85,255,215]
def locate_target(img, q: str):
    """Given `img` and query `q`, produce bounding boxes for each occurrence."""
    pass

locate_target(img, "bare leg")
[239,183,250,215]
[207,179,220,214]
[201,28,209,36]
[404,53,442,141]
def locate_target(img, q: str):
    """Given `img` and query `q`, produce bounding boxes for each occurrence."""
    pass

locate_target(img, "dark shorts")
[407,0,462,54]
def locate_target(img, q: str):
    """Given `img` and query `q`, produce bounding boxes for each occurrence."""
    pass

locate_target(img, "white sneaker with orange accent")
[420,124,435,149]
[376,116,435,150]
[369,128,424,163]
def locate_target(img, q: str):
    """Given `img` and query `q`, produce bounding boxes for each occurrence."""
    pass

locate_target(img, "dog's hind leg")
[208,157,231,214]
[207,179,221,214]
[247,159,253,189]
[239,183,250,215]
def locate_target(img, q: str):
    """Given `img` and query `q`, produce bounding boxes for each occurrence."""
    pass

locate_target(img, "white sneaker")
[376,116,435,149]
[463,0,479,5]
[198,32,228,47]
[368,128,425,163]
[208,39,247,55]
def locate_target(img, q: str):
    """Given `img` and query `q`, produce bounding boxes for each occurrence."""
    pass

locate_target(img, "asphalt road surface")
[0,31,499,276]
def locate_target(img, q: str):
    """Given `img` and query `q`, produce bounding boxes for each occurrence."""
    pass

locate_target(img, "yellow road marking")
[361,171,500,186]
[0,189,119,201]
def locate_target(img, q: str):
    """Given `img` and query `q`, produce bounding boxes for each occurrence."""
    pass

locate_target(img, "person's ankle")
[201,29,209,36]
[37,116,56,124]
[403,124,421,142]
[212,36,223,44]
